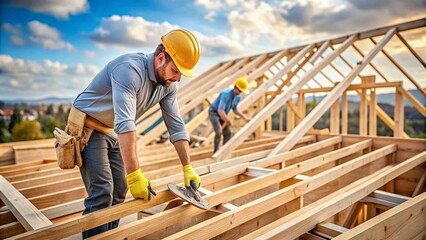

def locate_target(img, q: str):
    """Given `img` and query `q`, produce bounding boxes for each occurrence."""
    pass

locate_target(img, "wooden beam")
[0,176,52,231]
[269,28,397,155]
[243,151,425,239]
[412,169,426,197]
[10,136,339,239]
[162,144,396,240]
[370,37,426,98]
[396,31,426,68]
[397,86,426,117]
[87,139,372,240]
[334,192,426,240]
[315,222,348,237]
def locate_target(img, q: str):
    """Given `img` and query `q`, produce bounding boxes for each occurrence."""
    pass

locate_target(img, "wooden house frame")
[0,18,425,239]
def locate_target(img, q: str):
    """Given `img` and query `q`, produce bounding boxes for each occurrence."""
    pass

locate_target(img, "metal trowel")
[167,181,210,210]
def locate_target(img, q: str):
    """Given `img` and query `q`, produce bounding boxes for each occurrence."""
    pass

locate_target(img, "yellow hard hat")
[161,29,201,77]
[234,77,249,94]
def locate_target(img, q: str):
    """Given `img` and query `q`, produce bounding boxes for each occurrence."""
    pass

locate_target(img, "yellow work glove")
[126,168,156,200]
[183,164,201,190]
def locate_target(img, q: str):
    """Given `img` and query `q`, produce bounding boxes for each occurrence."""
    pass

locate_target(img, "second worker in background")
[209,77,251,153]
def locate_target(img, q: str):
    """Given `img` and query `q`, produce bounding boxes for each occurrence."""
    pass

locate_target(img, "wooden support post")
[330,98,340,134]
[369,84,377,136]
[360,76,371,136]
[255,84,265,139]
[286,100,295,131]
[297,92,306,125]
[394,87,404,138]
[342,91,348,134]
[266,115,272,131]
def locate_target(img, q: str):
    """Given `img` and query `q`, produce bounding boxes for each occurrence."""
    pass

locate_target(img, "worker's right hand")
[126,168,156,200]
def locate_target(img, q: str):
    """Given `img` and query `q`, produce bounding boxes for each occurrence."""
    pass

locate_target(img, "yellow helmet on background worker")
[161,29,201,78]
[234,77,249,94]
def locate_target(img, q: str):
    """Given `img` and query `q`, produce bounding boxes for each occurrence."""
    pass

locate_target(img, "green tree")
[9,107,22,132]
[46,104,55,115]
[0,118,11,143]
[12,120,44,141]
[40,116,60,138]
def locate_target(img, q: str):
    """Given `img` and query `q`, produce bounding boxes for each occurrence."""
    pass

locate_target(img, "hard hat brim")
[236,86,249,94]
[177,66,195,78]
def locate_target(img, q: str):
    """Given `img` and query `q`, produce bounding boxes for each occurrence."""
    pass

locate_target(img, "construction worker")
[71,29,202,238]
[208,77,251,153]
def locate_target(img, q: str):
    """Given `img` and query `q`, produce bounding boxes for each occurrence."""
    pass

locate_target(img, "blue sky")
[1,0,425,100]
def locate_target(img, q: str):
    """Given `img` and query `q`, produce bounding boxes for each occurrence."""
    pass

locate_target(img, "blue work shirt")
[73,53,189,143]
[210,88,240,114]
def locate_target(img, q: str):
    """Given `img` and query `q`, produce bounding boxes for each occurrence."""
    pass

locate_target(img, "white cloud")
[204,11,217,22]
[28,21,75,51]
[87,15,178,49]
[195,0,223,10]
[222,0,426,53]
[2,23,25,46]
[87,15,243,56]
[0,54,99,77]
[0,55,99,99]
[227,2,311,46]
[7,0,89,19]
[277,0,426,35]
[196,32,245,55]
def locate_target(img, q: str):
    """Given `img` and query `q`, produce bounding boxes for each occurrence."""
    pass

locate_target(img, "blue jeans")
[79,130,127,239]
[209,109,232,153]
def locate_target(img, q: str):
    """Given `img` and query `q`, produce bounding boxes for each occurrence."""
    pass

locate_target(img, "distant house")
[0,109,13,121]
[22,109,38,121]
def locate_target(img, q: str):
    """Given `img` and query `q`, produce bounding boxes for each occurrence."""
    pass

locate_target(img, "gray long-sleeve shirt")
[73,53,189,143]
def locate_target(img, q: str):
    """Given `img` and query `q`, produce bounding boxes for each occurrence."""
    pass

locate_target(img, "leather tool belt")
[54,106,113,169]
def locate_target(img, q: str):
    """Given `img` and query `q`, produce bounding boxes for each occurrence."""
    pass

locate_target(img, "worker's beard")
[156,63,171,87]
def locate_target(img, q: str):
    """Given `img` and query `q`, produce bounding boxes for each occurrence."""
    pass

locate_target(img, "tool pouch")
[54,127,77,169]
[53,106,93,169]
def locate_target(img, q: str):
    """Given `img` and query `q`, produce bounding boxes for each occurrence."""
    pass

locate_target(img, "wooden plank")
[334,192,426,240]
[8,136,337,239]
[0,175,52,231]
[85,139,372,240]
[0,221,25,239]
[244,151,425,239]
[315,222,348,237]
[209,135,336,172]
[269,28,396,155]
[162,144,396,240]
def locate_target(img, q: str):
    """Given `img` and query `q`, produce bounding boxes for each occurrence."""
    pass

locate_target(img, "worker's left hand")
[183,164,201,190]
